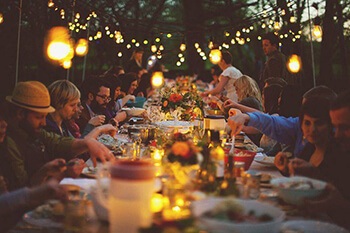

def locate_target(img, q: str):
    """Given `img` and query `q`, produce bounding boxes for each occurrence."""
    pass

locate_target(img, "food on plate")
[31,201,64,220]
[202,199,274,223]
[97,134,123,153]
[278,180,315,190]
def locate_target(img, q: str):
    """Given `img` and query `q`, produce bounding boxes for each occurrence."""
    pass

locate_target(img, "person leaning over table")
[226,86,337,158]
[0,81,114,191]
[201,51,242,102]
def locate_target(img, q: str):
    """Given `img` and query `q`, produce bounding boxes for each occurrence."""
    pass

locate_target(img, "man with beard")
[0,81,114,191]
[77,78,115,134]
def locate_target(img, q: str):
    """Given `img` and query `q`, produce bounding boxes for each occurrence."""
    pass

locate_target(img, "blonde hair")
[48,80,80,110]
[234,75,263,103]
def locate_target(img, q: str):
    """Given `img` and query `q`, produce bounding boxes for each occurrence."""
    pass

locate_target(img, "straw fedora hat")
[6,81,55,113]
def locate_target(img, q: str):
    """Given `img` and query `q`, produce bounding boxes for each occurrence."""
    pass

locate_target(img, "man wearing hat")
[1,81,114,191]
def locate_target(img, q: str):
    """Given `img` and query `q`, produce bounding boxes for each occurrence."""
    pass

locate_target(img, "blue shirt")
[246,112,305,157]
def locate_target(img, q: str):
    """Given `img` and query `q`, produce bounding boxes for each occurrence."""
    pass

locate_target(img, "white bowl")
[122,107,145,116]
[280,220,349,233]
[270,176,327,205]
[192,197,285,233]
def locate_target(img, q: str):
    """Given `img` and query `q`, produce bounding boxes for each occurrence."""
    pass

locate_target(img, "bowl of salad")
[271,176,327,205]
[192,197,285,233]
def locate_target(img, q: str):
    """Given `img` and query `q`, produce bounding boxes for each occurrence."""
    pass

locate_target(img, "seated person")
[119,72,139,96]
[108,75,135,113]
[1,81,114,191]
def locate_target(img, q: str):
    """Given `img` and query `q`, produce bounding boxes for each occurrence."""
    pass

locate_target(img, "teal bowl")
[126,97,146,108]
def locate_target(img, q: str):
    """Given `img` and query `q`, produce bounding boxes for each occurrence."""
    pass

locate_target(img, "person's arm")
[228,112,300,146]
[121,95,135,107]
[224,99,263,114]
[0,179,66,233]
[202,76,229,96]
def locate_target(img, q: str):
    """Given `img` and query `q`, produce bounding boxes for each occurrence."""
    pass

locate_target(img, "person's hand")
[137,92,144,97]
[227,113,250,136]
[85,138,115,167]
[88,115,105,126]
[288,158,318,177]
[43,159,67,178]
[98,124,118,137]
[274,152,290,174]
[228,108,242,117]
[304,184,349,212]
[29,179,68,204]
[224,99,238,109]
[64,159,85,178]
[0,120,7,143]
[114,111,127,123]
[126,95,135,102]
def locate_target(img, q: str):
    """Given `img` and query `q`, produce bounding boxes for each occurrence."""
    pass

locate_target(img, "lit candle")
[151,193,164,213]
[151,149,164,163]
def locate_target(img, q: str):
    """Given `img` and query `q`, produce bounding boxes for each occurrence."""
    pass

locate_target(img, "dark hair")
[119,73,139,94]
[263,84,283,114]
[299,97,331,128]
[221,51,232,64]
[129,66,142,76]
[136,73,152,97]
[264,77,287,87]
[303,85,337,102]
[279,85,302,117]
[80,77,111,100]
[262,33,279,48]
[211,65,221,76]
[331,90,350,111]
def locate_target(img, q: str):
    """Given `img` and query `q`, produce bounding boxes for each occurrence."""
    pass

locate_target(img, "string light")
[135,42,140,47]
[159,44,164,51]
[312,16,322,39]
[180,39,186,52]
[167,33,172,38]
[274,16,281,30]
[151,45,157,53]
[261,23,266,29]
[96,31,102,39]
[88,36,93,41]
[155,37,161,43]
[126,44,131,49]
[236,31,241,37]
[62,60,72,69]
[178,53,183,58]
[176,61,181,66]
[194,43,199,48]
[290,11,296,23]
[131,39,136,43]
[225,31,230,37]
[118,52,122,57]
[143,40,148,45]
[180,57,185,62]
[48,0,54,8]
[0,13,4,24]
[287,54,302,73]
[231,39,236,44]
[75,39,88,56]
[75,13,80,19]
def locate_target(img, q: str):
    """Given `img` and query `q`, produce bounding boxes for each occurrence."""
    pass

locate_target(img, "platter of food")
[254,153,275,167]
[192,197,285,233]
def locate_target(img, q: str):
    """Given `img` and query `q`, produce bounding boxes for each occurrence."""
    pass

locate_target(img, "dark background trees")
[0,0,349,101]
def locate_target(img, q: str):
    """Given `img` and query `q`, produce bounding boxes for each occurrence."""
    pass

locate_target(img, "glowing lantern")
[209,49,221,65]
[75,39,88,56]
[0,13,3,24]
[312,25,322,38]
[159,44,164,51]
[287,54,302,73]
[151,72,164,88]
[46,27,73,62]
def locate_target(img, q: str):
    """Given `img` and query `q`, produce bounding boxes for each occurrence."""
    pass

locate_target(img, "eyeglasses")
[96,94,111,102]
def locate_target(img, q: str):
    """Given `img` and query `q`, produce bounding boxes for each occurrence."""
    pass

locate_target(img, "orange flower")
[163,100,168,107]
[169,93,183,103]
[171,142,190,157]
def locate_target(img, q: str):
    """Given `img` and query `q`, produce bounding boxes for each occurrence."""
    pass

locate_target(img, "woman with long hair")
[234,75,263,111]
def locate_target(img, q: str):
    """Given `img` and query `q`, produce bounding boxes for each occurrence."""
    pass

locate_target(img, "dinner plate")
[23,206,63,229]
[280,220,349,233]
[254,153,275,167]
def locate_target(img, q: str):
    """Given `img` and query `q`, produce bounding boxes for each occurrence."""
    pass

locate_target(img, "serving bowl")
[270,176,327,205]
[192,197,285,233]
[122,107,145,116]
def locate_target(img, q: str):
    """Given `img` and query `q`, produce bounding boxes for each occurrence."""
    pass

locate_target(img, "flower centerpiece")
[163,133,200,186]
[160,84,204,122]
